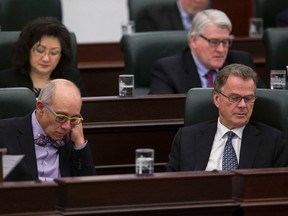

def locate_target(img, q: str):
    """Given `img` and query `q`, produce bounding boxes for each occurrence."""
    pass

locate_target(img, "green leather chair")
[185,88,288,131]
[0,0,62,31]
[263,27,288,88]
[0,87,36,119]
[120,30,188,94]
[128,0,176,23]
[0,31,78,70]
[254,0,288,29]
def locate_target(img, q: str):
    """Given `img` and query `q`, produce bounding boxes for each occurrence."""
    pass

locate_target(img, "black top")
[0,67,87,97]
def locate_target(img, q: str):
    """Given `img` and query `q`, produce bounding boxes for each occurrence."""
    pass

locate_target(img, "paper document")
[3,155,24,178]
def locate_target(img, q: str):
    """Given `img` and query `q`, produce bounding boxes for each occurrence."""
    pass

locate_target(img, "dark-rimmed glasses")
[218,91,257,103]
[44,103,83,125]
[32,44,61,59]
[199,35,232,48]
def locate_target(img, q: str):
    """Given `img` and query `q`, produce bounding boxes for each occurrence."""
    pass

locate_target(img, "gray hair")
[187,9,232,43]
[38,81,56,105]
[214,64,258,92]
[38,79,81,105]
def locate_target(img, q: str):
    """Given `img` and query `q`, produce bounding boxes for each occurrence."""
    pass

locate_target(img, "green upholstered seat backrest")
[254,0,288,29]
[0,31,78,70]
[0,87,36,119]
[185,88,288,131]
[0,0,62,31]
[263,27,288,87]
[120,31,188,89]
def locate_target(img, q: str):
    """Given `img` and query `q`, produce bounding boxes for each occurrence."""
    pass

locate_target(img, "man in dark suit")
[0,79,95,181]
[166,64,288,172]
[136,0,209,32]
[149,9,266,94]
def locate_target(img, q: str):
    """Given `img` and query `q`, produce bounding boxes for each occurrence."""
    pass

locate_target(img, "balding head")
[38,79,82,107]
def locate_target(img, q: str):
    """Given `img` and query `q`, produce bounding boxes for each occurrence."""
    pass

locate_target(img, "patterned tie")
[206,70,215,87]
[222,131,238,171]
[34,134,65,148]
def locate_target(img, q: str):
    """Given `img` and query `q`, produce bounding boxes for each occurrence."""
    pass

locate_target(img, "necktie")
[34,134,65,148]
[206,70,215,87]
[222,131,238,171]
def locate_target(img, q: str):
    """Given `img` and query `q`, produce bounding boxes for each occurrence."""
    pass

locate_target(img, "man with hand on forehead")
[0,79,95,181]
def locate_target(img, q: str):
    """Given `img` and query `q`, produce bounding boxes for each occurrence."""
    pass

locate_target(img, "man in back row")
[149,9,266,94]
[166,64,288,172]
[136,0,209,32]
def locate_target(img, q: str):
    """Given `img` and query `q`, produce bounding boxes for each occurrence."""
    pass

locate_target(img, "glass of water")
[135,148,154,176]
[119,74,134,97]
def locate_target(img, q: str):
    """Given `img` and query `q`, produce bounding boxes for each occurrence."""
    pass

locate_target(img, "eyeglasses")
[44,103,83,125]
[218,91,257,103]
[32,44,61,59]
[199,35,232,48]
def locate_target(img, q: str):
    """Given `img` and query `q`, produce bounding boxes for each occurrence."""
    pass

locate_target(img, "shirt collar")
[216,118,245,141]
[191,50,219,77]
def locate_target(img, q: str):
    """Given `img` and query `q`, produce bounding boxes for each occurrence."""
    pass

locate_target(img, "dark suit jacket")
[136,3,184,32]
[0,113,96,181]
[0,67,88,97]
[149,47,267,94]
[166,120,288,172]
[276,9,288,27]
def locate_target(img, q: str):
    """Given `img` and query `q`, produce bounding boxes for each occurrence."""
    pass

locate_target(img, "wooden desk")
[81,94,185,122]
[55,171,237,216]
[81,95,185,174]
[0,181,59,216]
[233,168,288,216]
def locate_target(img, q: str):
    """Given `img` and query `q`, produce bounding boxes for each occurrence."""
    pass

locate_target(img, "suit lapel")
[238,123,261,168]
[16,115,39,180]
[169,3,185,30]
[182,47,202,89]
[194,122,217,170]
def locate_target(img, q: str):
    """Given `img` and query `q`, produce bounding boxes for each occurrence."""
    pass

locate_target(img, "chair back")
[0,0,62,31]
[0,87,36,119]
[128,0,176,23]
[263,27,288,87]
[0,31,78,70]
[185,88,288,131]
[254,0,288,29]
[120,31,187,93]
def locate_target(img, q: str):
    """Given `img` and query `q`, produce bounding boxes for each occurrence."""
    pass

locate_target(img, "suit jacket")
[136,3,184,32]
[166,120,288,172]
[276,9,288,27]
[0,67,88,97]
[149,47,267,94]
[0,113,96,181]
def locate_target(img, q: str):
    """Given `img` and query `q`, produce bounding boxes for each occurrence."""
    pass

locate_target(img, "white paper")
[3,155,24,178]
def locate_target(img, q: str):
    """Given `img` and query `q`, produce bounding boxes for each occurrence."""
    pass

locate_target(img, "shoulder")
[227,50,253,59]
[142,3,177,17]
[0,67,18,76]
[153,47,190,66]
[179,120,217,135]
[226,50,255,69]
[248,121,282,136]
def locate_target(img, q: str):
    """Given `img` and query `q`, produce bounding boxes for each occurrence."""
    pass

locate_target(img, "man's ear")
[213,91,220,108]
[36,100,45,115]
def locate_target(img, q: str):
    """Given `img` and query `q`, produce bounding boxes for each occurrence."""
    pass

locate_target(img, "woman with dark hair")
[0,16,87,97]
